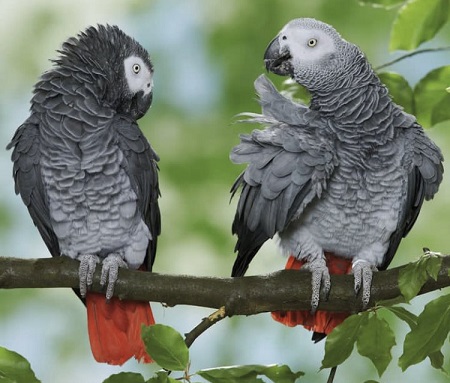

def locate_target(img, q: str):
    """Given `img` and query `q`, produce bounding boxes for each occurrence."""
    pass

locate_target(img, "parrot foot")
[100,253,128,300]
[78,254,100,297]
[303,257,331,313]
[352,260,377,309]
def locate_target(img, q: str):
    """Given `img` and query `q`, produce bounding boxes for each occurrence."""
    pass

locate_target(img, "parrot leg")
[100,253,128,300]
[78,254,100,297]
[352,260,377,309]
[303,257,331,313]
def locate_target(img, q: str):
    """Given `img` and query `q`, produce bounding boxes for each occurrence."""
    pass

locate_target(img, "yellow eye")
[308,38,317,47]
[132,64,141,74]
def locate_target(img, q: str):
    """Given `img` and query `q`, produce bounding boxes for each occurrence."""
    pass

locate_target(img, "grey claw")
[352,260,377,309]
[303,257,330,313]
[100,254,128,300]
[78,254,100,297]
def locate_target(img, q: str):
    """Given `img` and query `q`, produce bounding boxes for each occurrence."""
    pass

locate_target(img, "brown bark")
[1,255,449,315]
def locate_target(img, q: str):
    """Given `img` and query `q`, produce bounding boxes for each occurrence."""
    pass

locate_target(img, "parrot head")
[264,18,363,92]
[56,24,154,120]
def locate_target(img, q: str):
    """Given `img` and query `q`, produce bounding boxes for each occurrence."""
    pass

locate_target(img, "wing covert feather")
[7,117,60,257]
[230,120,336,277]
[382,125,443,270]
[114,117,161,271]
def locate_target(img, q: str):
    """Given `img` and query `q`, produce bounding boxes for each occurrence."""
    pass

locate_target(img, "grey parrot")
[7,25,160,365]
[230,18,443,340]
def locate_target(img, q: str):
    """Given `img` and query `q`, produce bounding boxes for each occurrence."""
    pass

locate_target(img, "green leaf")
[141,324,189,371]
[375,296,406,307]
[414,66,450,127]
[399,293,450,370]
[321,312,369,369]
[398,255,442,301]
[103,372,145,383]
[358,0,406,9]
[398,262,422,302]
[384,306,418,329]
[378,72,414,113]
[428,350,445,371]
[356,314,396,376]
[256,364,304,383]
[424,255,442,280]
[197,364,304,383]
[146,371,179,383]
[0,346,40,383]
[390,0,449,51]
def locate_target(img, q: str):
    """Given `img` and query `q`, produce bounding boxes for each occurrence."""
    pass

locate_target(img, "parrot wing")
[230,113,336,277]
[382,125,443,270]
[114,116,161,271]
[253,74,313,126]
[7,116,60,258]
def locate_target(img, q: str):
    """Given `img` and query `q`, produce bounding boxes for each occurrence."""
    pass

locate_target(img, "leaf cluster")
[363,0,450,128]
[322,253,450,380]
[105,325,304,383]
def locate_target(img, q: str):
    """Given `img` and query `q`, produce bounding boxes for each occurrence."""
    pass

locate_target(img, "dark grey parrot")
[7,25,160,365]
[230,18,443,340]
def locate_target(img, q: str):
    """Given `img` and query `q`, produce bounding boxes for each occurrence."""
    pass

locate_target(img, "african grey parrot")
[7,25,160,364]
[230,18,443,340]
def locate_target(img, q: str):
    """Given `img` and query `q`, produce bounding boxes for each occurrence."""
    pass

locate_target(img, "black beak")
[132,91,153,120]
[264,36,292,76]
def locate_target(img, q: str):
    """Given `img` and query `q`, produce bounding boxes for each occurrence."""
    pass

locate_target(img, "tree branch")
[184,307,227,348]
[1,256,449,314]
[375,46,450,71]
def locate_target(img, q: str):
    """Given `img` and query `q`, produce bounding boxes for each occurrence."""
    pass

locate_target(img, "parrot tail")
[86,292,155,365]
[271,253,352,342]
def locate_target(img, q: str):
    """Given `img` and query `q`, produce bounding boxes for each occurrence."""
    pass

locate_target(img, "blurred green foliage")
[0,0,450,382]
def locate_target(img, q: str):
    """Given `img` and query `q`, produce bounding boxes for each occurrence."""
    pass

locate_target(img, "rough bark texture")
[1,255,449,315]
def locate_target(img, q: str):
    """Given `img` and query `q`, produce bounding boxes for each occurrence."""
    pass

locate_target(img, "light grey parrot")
[7,25,160,365]
[230,18,443,339]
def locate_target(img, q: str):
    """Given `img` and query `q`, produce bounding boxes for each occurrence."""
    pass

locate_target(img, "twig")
[375,46,450,71]
[185,306,227,348]
[327,366,338,383]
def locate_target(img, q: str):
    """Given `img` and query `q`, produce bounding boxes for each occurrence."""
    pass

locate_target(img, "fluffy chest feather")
[39,120,141,257]
[281,138,408,264]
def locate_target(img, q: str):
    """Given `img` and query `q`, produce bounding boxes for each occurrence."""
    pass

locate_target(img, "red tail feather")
[86,292,155,365]
[272,253,352,337]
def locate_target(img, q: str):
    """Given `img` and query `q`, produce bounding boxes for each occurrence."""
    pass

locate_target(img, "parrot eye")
[132,64,141,74]
[282,35,287,40]
[308,38,317,47]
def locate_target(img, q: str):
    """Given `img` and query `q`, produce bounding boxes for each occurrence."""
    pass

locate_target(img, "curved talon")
[101,254,128,300]
[78,254,100,297]
[352,260,377,309]
[303,258,330,313]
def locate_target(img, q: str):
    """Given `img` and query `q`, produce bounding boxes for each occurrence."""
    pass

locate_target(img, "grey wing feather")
[382,125,443,270]
[114,116,161,271]
[230,123,336,277]
[251,75,318,126]
[6,117,60,258]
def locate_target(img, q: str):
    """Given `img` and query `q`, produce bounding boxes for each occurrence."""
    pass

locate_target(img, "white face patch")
[123,55,153,96]
[279,25,337,65]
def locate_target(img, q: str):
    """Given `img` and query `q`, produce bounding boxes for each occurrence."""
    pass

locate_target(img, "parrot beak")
[264,36,292,76]
[132,91,153,120]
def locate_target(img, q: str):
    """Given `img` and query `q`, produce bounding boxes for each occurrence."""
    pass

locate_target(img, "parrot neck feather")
[309,69,405,145]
